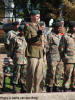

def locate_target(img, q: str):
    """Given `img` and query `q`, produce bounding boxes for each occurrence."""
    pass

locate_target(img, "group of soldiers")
[0,9,75,93]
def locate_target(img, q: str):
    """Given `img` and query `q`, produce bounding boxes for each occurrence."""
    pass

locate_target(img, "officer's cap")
[39,21,45,27]
[52,21,62,27]
[19,25,25,31]
[12,21,19,26]
[69,21,75,27]
[30,10,40,16]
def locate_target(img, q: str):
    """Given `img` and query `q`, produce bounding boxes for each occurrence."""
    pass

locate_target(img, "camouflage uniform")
[0,64,4,92]
[11,34,27,92]
[4,30,19,57]
[38,22,47,92]
[40,34,47,92]
[59,33,75,90]
[46,32,62,91]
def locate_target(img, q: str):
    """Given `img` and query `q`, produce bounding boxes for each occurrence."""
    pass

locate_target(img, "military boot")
[59,87,64,92]
[20,86,26,93]
[64,88,71,92]
[71,88,75,92]
[56,87,61,92]
[20,83,26,93]
[53,86,60,92]
[49,87,53,92]
[0,88,3,94]
[13,84,20,93]
[46,86,53,92]
[46,86,50,92]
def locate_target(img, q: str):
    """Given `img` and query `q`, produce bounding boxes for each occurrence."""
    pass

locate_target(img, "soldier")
[57,18,66,35]
[59,21,75,91]
[11,25,27,93]
[0,64,4,93]
[46,21,63,92]
[39,21,47,92]
[4,21,20,58]
[24,10,44,93]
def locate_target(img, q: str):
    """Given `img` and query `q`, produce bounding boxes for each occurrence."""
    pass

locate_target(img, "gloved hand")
[37,30,42,37]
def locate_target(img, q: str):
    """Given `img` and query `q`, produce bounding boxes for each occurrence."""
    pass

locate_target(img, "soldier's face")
[61,21,64,27]
[40,25,45,31]
[31,14,40,23]
[58,26,62,32]
[20,31,24,36]
[72,27,75,32]
[54,26,62,33]
[70,27,75,33]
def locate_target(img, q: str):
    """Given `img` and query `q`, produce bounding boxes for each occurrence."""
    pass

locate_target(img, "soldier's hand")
[37,30,42,37]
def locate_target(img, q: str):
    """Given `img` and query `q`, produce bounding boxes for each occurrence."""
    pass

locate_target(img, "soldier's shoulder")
[64,33,71,37]
[62,33,71,41]
[8,30,14,34]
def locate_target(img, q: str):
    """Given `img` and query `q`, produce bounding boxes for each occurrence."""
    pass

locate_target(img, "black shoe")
[20,84,26,93]
[20,88,26,93]
[59,87,64,92]
[0,88,3,94]
[53,86,60,92]
[46,86,50,92]
[46,86,53,92]
[49,87,53,92]
[64,88,71,92]
[56,87,60,92]
[71,88,75,92]
[13,85,19,93]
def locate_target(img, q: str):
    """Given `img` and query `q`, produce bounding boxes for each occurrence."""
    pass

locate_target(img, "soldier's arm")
[46,34,53,53]
[59,36,67,60]
[9,38,16,59]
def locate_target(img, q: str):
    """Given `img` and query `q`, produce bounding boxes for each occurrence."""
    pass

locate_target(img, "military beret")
[12,21,19,26]
[30,10,40,15]
[52,21,62,27]
[39,21,45,27]
[69,21,75,27]
[58,18,64,21]
[19,25,25,31]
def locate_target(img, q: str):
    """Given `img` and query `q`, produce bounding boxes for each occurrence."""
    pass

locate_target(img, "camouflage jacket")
[5,30,19,45]
[4,30,19,57]
[59,33,75,63]
[48,32,62,61]
[11,35,27,65]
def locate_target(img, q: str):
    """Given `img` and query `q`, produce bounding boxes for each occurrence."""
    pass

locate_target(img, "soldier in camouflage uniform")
[57,18,67,35]
[39,21,47,92]
[0,63,4,93]
[46,21,63,92]
[59,21,75,91]
[25,10,44,93]
[11,25,27,93]
[4,21,20,58]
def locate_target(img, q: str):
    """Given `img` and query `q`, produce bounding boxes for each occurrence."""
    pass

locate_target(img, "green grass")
[4,77,21,92]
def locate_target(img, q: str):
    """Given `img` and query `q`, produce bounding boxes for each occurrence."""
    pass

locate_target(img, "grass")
[4,77,21,93]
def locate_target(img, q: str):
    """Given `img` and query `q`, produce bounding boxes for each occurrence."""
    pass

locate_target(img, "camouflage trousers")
[56,61,64,80]
[46,60,61,87]
[26,57,44,93]
[0,68,4,89]
[0,65,4,89]
[63,63,75,89]
[40,54,47,92]
[13,64,27,88]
